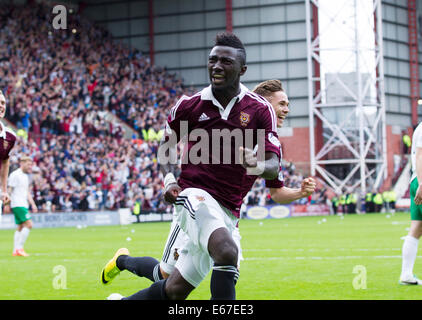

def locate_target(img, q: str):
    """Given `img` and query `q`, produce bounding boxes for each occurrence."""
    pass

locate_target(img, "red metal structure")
[148,0,155,66]
[312,2,324,158]
[408,0,419,127]
[226,0,233,32]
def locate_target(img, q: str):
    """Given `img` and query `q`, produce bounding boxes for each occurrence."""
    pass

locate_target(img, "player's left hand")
[31,204,38,213]
[239,146,257,168]
[300,177,316,197]
[164,183,182,204]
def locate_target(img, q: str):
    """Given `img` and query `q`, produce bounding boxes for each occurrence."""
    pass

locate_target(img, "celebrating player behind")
[102,32,313,301]
[9,156,38,257]
[400,123,422,284]
[252,79,316,202]
[101,79,316,299]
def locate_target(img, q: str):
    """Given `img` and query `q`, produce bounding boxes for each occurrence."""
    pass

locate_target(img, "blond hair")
[19,156,32,163]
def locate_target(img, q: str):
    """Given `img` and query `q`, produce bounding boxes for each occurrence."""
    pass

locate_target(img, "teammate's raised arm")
[269,177,316,204]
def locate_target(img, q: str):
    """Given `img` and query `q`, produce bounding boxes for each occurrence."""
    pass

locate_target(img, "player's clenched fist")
[164,183,182,204]
[300,177,316,197]
[239,146,257,168]
[163,173,182,204]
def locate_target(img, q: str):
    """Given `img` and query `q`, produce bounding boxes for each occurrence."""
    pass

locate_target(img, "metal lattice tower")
[305,0,387,195]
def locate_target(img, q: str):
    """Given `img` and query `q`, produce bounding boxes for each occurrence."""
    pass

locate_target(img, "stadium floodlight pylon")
[305,0,387,196]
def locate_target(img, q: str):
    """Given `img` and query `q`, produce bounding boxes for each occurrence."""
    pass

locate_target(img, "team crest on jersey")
[174,248,179,261]
[239,112,250,127]
[195,195,205,202]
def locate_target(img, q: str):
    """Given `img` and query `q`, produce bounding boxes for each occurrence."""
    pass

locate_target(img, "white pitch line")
[243,248,402,252]
[244,255,408,261]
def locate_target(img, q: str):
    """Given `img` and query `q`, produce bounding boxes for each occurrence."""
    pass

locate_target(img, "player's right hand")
[415,185,422,205]
[31,204,38,213]
[1,192,10,204]
[300,177,316,197]
[164,183,182,204]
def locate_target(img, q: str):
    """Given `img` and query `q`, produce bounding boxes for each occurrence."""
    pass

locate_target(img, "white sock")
[19,227,30,250]
[14,230,21,251]
[401,235,419,279]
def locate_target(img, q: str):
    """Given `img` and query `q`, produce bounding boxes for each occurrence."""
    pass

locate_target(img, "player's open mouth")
[212,74,225,84]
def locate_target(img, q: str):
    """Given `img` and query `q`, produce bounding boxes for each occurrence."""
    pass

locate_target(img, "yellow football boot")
[101,248,130,285]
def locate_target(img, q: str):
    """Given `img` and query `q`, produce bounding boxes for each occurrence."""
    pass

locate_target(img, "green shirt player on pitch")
[8,156,38,257]
[400,122,422,285]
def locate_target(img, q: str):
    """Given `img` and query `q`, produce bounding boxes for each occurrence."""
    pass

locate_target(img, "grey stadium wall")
[79,0,310,130]
[79,0,311,171]
[380,0,422,184]
[382,0,417,127]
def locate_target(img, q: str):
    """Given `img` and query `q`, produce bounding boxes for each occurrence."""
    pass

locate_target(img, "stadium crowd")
[0,2,324,214]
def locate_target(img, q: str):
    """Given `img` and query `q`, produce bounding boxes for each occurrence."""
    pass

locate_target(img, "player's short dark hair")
[214,32,246,66]
[252,79,284,97]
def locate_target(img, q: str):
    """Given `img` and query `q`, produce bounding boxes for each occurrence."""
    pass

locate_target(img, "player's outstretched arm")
[269,177,316,204]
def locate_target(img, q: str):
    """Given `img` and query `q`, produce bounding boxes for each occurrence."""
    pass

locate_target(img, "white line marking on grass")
[244,255,410,261]
[391,221,410,225]
[243,248,402,252]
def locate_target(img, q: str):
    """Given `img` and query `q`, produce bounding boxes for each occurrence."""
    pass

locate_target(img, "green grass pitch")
[1,212,421,300]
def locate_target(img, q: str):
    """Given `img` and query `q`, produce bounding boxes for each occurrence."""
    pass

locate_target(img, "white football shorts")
[161,187,239,287]
[159,217,244,277]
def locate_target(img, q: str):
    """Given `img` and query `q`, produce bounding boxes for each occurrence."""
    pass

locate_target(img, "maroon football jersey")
[265,145,284,189]
[0,123,16,161]
[166,83,283,218]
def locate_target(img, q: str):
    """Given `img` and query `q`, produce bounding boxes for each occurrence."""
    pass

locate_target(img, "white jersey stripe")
[252,92,277,132]
[246,92,277,131]
[169,92,201,121]
[4,127,16,137]
[170,96,187,122]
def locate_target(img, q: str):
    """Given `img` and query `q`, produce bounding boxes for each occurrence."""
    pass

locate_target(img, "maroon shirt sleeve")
[265,174,284,188]
[0,131,16,160]
[166,95,192,142]
[265,148,284,188]
[257,101,281,159]
[6,137,15,159]
[255,101,282,187]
